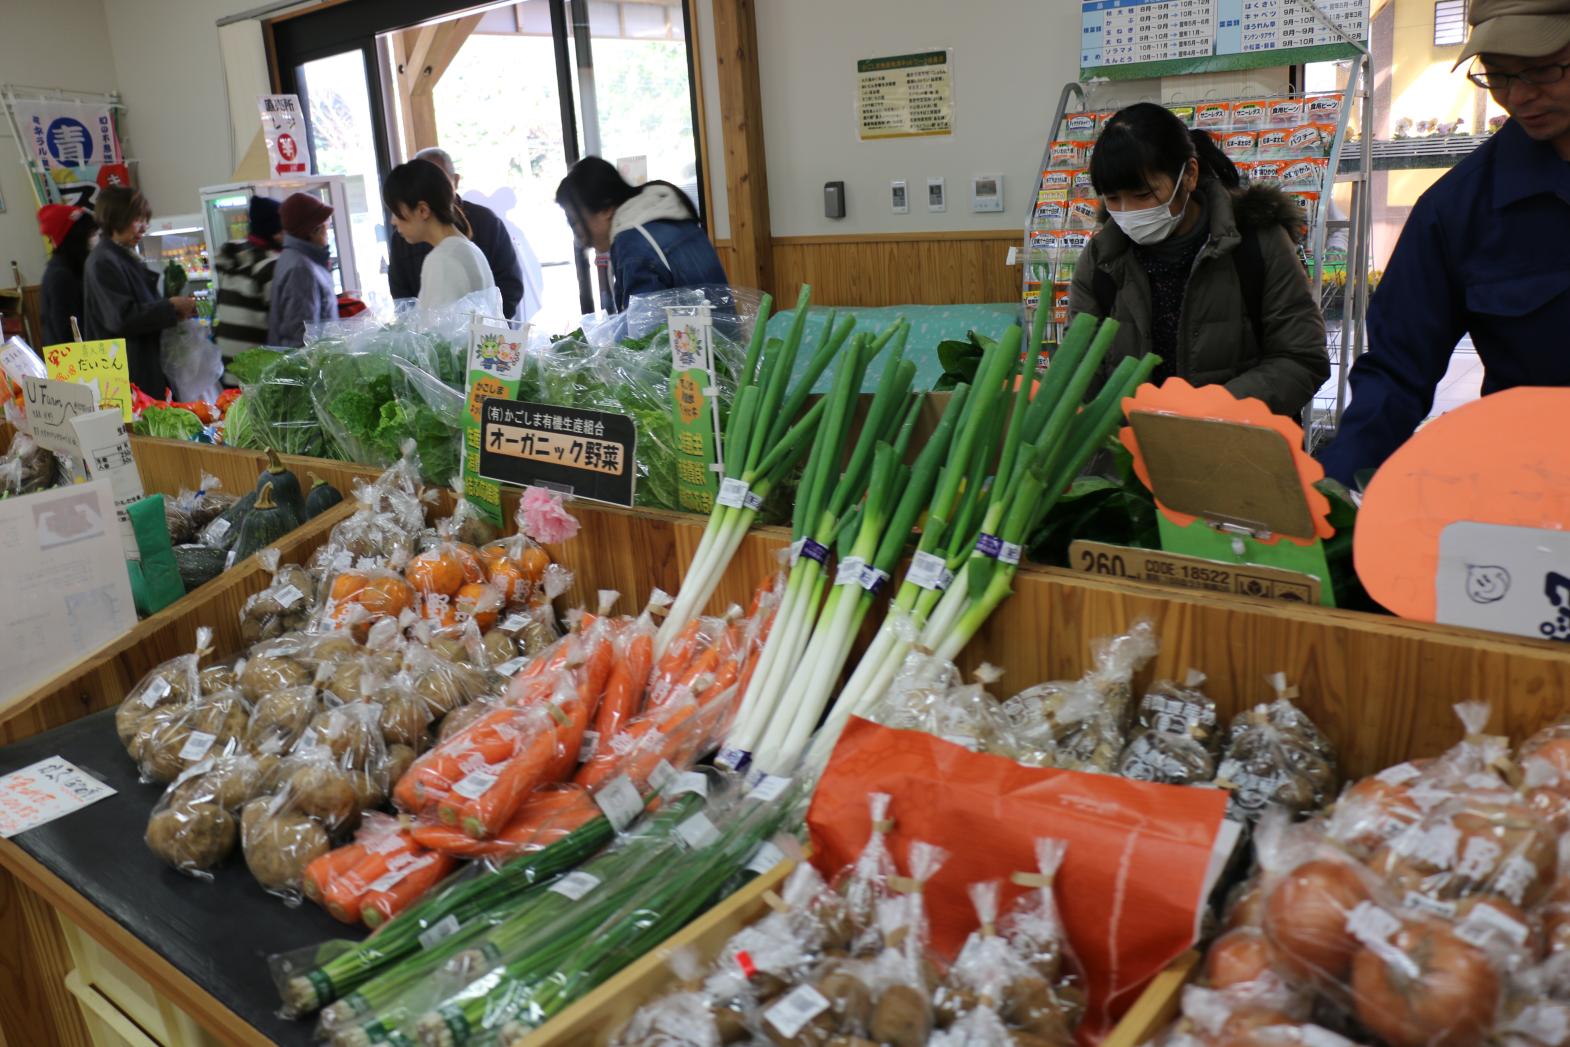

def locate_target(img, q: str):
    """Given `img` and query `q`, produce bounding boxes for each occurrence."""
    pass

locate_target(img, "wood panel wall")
[715,232,1021,307]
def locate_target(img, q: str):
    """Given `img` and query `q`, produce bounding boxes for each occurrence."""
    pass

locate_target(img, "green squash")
[257,448,306,520]
[172,544,227,590]
[201,489,255,551]
[232,482,299,562]
[303,472,343,520]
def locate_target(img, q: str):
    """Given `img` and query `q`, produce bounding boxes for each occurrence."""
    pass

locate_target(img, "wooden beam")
[710,0,773,293]
[401,23,438,95]
[425,14,483,87]
[400,14,481,153]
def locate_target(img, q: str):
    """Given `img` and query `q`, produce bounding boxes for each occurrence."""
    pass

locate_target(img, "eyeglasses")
[1467,60,1570,91]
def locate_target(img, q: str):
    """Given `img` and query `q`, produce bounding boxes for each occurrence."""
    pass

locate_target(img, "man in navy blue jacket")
[1320,0,1570,487]
[387,148,525,319]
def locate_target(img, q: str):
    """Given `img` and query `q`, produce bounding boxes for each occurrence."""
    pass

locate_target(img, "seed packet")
[1035,198,1068,230]
[1040,169,1075,197]
[1060,112,1100,139]
[1050,140,1094,170]
[1221,130,1258,160]
[1052,285,1072,326]
[1268,98,1306,127]
[1065,198,1100,230]
[1231,99,1270,130]
[1257,127,1293,158]
[1168,104,1197,127]
[1196,101,1232,130]
[1306,93,1344,123]
[1278,157,1329,189]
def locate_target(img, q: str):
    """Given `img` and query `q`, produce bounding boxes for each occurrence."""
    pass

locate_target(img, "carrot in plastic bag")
[303,843,365,905]
[360,851,457,928]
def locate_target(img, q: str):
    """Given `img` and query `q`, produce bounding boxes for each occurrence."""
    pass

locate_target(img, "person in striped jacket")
[212,195,282,384]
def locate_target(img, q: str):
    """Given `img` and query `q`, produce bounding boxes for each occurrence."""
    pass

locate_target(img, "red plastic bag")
[807,716,1229,1041]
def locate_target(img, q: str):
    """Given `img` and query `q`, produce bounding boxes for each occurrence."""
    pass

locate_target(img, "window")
[1434,0,1466,46]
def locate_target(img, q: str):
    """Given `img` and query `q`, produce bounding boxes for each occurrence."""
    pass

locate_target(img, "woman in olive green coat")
[1068,103,1330,418]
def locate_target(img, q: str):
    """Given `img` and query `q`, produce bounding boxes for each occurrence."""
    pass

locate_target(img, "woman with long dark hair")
[1069,103,1329,417]
[37,204,98,347]
[555,157,727,312]
[382,159,495,311]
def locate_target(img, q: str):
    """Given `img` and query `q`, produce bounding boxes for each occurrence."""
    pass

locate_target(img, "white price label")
[1375,762,1422,786]
[649,759,679,792]
[747,774,792,803]
[1508,1004,1570,1046]
[906,551,953,591]
[579,730,598,762]
[859,565,889,592]
[765,985,830,1038]
[1459,900,1530,947]
[746,840,786,874]
[138,676,173,707]
[675,812,720,850]
[999,541,1023,566]
[1346,901,1418,978]
[331,551,353,572]
[835,557,867,587]
[501,613,529,632]
[548,870,603,900]
[273,584,304,610]
[1402,891,1456,918]
[594,774,644,831]
[715,747,751,772]
[453,769,500,800]
[742,490,764,511]
[177,731,217,763]
[366,832,408,855]
[207,518,230,541]
[367,854,434,894]
[418,914,461,950]
[495,656,527,676]
[716,478,749,509]
[667,771,708,798]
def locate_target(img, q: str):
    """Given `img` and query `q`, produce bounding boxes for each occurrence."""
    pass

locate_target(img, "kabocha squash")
[172,544,227,590]
[203,489,256,551]
[233,482,299,562]
[303,472,343,519]
[258,448,307,520]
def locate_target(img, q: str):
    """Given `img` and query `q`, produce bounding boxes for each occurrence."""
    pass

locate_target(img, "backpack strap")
[1232,225,1266,351]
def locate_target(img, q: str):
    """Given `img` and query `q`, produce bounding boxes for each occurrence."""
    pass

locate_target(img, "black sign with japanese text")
[478,399,637,506]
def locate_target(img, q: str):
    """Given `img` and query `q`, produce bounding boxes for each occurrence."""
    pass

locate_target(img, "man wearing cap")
[387,148,528,319]
[268,192,338,347]
[213,196,283,378]
[36,203,97,348]
[1320,0,1570,487]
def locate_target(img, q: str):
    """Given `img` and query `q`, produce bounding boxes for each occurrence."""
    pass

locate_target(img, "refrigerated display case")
[143,213,211,287]
[199,175,362,294]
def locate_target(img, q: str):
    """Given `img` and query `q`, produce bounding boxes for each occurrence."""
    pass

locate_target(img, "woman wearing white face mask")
[1068,103,1329,418]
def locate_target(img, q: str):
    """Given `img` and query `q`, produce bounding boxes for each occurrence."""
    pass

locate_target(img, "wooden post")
[397,15,482,154]
[710,0,773,295]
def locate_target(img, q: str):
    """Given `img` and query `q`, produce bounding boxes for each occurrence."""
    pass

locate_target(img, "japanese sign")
[10,98,127,209]
[479,400,637,507]
[856,51,953,140]
[667,306,723,513]
[21,376,97,469]
[42,337,133,422]
[259,94,311,177]
[1081,0,1368,73]
[71,408,145,560]
[1436,523,1570,642]
[0,757,116,838]
[461,316,528,524]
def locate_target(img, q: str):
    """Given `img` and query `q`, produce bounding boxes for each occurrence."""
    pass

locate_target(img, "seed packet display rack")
[1024,62,1374,441]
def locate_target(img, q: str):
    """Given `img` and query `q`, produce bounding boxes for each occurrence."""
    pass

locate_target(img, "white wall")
[0,0,120,283]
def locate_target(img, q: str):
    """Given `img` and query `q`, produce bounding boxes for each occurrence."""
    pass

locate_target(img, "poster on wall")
[1081,0,1368,78]
[856,50,953,140]
[259,94,312,178]
[10,98,128,210]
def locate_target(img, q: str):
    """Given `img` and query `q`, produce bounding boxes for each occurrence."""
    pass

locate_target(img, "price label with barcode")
[177,731,217,763]
[675,812,720,850]
[906,551,952,591]
[548,870,603,900]
[835,557,867,586]
[594,774,644,831]
[418,914,461,950]
[139,677,172,707]
[716,478,750,509]
[746,840,785,874]
[453,769,500,800]
[765,984,830,1038]
[273,583,304,609]
[747,774,792,803]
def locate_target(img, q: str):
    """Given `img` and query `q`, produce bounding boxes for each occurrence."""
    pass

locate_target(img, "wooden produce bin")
[4,437,1570,1047]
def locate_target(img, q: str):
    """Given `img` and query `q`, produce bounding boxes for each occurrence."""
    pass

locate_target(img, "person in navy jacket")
[1320,0,1570,487]
[555,157,727,313]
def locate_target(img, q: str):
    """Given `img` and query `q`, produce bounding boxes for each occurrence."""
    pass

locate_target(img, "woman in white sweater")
[382,160,496,311]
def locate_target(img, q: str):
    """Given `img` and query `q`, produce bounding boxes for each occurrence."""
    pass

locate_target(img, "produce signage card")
[21,375,98,477]
[70,407,145,560]
[667,305,723,513]
[0,757,115,837]
[0,478,136,708]
[42,337,132,422]
[1436,522,1570,641]
[461,316,528,525]
[478,399,637,508]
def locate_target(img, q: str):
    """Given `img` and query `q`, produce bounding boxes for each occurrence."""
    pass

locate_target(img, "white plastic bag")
[160,319,223,404]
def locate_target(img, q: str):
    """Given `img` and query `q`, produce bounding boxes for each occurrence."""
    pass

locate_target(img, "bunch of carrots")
[300,573,781,928]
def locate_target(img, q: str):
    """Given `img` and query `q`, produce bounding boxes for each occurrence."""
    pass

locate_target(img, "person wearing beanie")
[1321,0,1570,487]
[267,192,337,347]
[37,204,98,347]
[213,195,283,374]
[82,186,197,395]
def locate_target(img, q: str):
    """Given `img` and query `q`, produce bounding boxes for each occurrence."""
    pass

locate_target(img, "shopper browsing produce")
[1068,103,1329,418]
[1321,0,1570,487]
[382,159,496,313]
[82,186,197,395]
[555,155,728,312]
[213,195,282,381]
[386,148,528,320]
[268,193,338,348]
[36,204,97,349]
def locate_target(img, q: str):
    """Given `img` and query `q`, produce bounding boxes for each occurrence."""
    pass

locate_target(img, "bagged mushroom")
[1216,675,1338,823]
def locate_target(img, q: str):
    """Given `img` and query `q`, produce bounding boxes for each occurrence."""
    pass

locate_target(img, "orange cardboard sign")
[808,718,1229,1041]
[1354,387,1570,620]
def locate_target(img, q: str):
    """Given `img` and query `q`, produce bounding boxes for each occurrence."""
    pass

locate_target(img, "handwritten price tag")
[0,757,116,838]
[44,339,132,423]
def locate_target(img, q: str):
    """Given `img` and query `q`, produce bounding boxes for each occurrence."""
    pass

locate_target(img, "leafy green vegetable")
[221,392,261,449]
[239,350,325,456]
[226,347,284,386]
[133,405,204,440]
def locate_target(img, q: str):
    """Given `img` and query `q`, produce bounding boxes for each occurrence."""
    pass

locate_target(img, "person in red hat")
[267,192,338,347]
[36,204,98,347]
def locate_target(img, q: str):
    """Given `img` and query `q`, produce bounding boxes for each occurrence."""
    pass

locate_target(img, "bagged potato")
[116,626,213,751]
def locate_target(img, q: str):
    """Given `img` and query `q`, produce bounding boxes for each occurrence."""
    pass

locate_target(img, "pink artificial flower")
[520,485,580,545]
